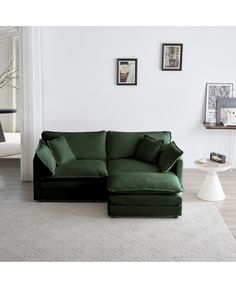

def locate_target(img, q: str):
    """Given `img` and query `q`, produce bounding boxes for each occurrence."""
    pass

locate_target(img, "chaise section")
[109,193,182,206]
[106,131,183,217]
[107,172,183,216]
[108,172,183,193]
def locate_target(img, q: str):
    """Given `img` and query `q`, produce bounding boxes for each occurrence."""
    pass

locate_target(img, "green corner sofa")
[34,130,184,217]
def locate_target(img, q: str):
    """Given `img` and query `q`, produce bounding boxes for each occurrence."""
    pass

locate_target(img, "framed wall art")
[117,58,137,85]
[205,83,234,124]
[161,43,183,71]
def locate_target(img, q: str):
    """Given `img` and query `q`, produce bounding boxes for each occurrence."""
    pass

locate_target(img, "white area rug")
[0,202,236,261]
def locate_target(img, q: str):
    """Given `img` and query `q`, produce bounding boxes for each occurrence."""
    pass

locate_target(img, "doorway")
[0,26,43,183]
[0,27,21,159]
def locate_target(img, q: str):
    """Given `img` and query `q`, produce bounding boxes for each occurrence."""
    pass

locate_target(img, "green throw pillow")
[135,135,164,164]
[36,140,57,175]
[158,141,183,172]
[47,136,75,166]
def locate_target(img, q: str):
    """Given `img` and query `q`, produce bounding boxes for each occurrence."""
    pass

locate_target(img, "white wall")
[41,27,236,168]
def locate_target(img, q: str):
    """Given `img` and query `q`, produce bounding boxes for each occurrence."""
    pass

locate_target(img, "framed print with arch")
[117,58,137,85]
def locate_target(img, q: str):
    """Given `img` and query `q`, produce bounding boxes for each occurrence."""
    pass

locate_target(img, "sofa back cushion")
[107,131,171,160]
[42,131,107,160]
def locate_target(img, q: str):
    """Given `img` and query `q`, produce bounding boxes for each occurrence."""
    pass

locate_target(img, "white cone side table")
[194,160,232,202]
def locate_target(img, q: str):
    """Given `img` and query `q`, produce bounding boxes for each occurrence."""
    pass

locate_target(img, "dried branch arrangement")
[0,58,19,90]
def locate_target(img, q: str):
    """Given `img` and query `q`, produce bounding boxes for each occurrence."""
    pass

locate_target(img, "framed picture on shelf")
[216,97,236,124]
[205,83,234,124]
[117,58,137,85]
[161,43,183,71]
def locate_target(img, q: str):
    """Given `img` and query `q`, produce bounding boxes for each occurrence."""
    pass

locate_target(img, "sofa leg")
[173,216,178,218]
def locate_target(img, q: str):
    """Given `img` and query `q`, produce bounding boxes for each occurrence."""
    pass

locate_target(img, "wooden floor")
[0,159,235,239]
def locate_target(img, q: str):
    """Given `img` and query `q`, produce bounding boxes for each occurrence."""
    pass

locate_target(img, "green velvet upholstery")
[107,131,171,160]
[170,157,183,187]
[54,159,108,177]
[34,130,184,217]
[47,136,76,166]
[158,141,183,173]
[108,159,160,174]
[37,178,107,201]
[35,140,56,175]
[109,192,182,205]
[108,172,183,193]
[42,131,107,160]
[135,135,164,164]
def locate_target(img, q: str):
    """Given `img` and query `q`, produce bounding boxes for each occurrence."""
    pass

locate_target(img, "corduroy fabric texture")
[54,159,108,177]
[108,159,160,174]
[108,172,183,193]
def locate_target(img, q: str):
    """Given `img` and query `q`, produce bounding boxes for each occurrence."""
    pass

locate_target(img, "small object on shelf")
[223,121,236,127]
[210,152,226,164]
[196,158,208,164]
[216,98,236,125]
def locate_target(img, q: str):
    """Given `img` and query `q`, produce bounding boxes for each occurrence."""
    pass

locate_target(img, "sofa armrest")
[33,154,53,200]
[170,157,183,187]
[33,154,52,180]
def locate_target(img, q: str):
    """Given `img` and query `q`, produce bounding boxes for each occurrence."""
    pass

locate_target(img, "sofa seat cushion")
[108,172,183,194]
[109,192,182,206]
[53,159,108,177]
[108,159,160,174]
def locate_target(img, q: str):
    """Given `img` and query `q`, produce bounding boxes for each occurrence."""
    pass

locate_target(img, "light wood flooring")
[0,159,235,239]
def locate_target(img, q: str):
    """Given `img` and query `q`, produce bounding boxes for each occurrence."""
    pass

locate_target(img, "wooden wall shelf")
[203,123,236,130]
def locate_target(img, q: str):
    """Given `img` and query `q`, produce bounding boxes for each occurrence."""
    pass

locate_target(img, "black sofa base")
[34,178,107,202]
[108,204,182,217]
[36,194,107,202]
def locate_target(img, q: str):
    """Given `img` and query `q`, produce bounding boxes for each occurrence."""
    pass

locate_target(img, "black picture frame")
[205,83,233,124]
[117,58,137,85]
[161,43,183,71]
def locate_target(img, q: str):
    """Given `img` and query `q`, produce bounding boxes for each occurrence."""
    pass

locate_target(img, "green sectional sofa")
[34,130,184,217]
